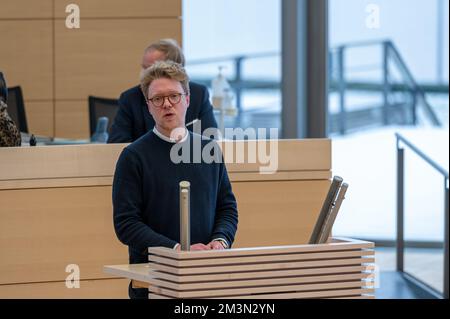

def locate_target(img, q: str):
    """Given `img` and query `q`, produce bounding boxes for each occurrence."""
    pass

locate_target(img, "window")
[183,0,281,139]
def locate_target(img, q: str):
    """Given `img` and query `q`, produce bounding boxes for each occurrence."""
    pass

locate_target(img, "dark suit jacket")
[108,82,218,143]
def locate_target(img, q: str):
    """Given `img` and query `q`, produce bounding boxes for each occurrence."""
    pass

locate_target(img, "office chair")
[6,86,29,133]
[88,96,119,136]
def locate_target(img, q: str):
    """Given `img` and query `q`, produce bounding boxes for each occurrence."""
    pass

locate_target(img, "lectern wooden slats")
[148,239,374,260]
[148,272,373,291]
[146,264,374,283]
[105,238,376,299]
[148,249,374,267]
[148,288,376,300]
[213,288,376,300]
[149,257,375,275]
[148,280,373,298]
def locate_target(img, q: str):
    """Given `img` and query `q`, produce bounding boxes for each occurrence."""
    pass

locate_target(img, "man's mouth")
[163,113,175,119]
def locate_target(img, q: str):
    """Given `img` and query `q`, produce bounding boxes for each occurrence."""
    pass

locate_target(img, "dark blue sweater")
[112,130,238,264]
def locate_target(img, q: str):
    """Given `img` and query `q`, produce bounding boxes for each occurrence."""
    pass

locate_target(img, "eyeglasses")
[148,93,185,108]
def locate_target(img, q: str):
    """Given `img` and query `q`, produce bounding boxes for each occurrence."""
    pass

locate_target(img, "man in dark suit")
[108,39,218,143]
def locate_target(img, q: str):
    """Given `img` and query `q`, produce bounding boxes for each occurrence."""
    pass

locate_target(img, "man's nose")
[162,96,173,108]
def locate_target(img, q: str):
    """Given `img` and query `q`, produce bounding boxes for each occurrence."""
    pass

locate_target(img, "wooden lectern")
[104,238,375,299]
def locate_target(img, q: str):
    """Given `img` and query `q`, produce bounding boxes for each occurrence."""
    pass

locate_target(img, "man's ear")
[185,94,190,108]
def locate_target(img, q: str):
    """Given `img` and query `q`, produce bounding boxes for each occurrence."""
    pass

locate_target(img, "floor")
[374,247,444,299]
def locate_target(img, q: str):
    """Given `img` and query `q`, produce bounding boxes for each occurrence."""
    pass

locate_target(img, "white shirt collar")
[153,126,189,144]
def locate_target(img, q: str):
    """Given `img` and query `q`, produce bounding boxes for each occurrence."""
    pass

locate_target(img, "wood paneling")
[221,139,331,172]
[54,0,182,18]
[0,177,113,191]
[0,186,128,285]
[54,18,181,100]
[0,279,129,299]
[1,1,182,138]
[55,100,90,139]
[0,20,53,100]
[25,101,54,137]
[232,180,331,247]
[0,140,329,183]
[0,0,53,19]
[0,143,125,181]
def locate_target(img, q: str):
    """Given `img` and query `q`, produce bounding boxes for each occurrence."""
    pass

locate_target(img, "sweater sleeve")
[211,162,238,247]
[112,148,178,252]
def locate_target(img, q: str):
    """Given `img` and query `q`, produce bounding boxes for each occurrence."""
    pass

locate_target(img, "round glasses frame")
[148,93,185,108]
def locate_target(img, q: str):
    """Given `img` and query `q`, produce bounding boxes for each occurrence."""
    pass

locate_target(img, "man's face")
[147,78,190,136]
[141,49,166,69]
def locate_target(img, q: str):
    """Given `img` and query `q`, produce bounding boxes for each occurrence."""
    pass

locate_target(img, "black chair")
[6,86,29,133]
[88,96,119,136]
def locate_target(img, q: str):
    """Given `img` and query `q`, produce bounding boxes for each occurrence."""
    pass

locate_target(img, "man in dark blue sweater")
[108,39,218,143]
[112,60,238,299]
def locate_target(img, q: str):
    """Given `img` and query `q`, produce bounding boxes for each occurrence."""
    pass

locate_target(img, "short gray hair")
[144,39,186,66]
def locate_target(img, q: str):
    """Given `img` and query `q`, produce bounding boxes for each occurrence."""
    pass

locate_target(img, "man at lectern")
[112,61,238,299]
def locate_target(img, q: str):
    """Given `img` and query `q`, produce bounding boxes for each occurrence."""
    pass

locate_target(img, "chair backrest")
[6,86,28,133]
[88,96,119,136]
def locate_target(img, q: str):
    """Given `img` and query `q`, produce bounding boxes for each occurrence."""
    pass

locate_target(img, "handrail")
[331,39,443,134]
[330,39,387,50]
[187,52,279,66]
[187,40,446,135]
[396,133,449,177]
[396,132,449,299]
[387,41,442,126]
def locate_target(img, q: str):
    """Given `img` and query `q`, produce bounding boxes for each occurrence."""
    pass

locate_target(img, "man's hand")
[191,243,211,251]
[175,243,211,251]
[207,240,225,250]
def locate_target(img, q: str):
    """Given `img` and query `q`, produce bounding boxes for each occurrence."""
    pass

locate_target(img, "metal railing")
[396,132,449,299]
[331,40,442,135]
[188,52,279,112]
[187,40,447,135]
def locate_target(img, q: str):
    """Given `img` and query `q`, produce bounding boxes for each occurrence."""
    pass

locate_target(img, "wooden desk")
[0,139,331,298]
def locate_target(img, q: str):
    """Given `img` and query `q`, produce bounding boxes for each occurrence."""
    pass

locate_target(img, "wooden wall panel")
[54,18,182,100]
[222,139,331,172]
[25,101,54,137]
[0,20,53,100]
[0,279,129,299]
[0,140,329,182]
[0,0,53,19]
[0,144,125,181]
[0,186,128,285]
[1,0,182,138]
[232,180,330,247]
[54,0,182,18]
[55,100,89,138]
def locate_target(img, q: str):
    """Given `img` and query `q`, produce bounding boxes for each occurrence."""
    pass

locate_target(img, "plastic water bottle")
[211,66,231,109]
[91,117,109,143]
